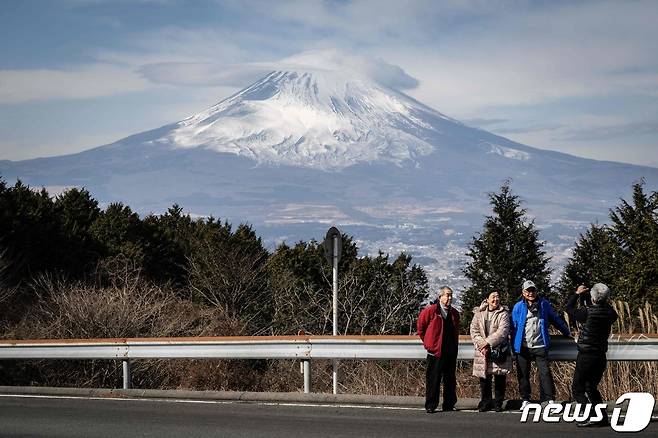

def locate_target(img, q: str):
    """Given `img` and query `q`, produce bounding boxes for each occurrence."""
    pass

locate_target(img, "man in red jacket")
[417,286,460,413]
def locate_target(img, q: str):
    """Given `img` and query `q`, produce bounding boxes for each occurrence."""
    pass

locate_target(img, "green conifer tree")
[609,181,658,308]
[556,224,621,309]
[142,204,193,285]
[90,202,146,268]
[461,182,552,331]
[53,187,101,276]
[0,180,58,284]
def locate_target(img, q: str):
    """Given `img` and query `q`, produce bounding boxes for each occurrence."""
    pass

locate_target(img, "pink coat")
[470,300,512,378]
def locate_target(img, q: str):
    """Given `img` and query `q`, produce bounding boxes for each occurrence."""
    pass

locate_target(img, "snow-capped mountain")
[2,60,657,286]
[165,69,442,169]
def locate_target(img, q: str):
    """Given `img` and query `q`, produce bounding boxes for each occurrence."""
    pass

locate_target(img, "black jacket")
[566,293,618,354]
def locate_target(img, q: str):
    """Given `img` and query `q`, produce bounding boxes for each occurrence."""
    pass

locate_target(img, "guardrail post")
[122,359,131,389]
[303,359,311,393]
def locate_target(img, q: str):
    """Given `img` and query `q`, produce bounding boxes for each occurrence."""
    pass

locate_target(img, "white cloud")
[557,121,658,142]
[95,26,280,67]
[75,1,657,114]
[280,49,419,89]
[138,49,419,90]
[255,0,503,42]
[138,62,268,87]
[0,64,151,104]
[388,1,658,115]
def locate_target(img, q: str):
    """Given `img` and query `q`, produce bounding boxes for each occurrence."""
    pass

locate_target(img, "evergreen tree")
[461,182,552,331]
[0,180,58,284]
[267,238,346,335]
[609,181,658,308]
[141,204,193,285]
[53,188,101,276]
[556,224,621,308]
[90,202,146,267]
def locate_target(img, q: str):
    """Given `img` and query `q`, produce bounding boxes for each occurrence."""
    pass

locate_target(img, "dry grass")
[1,285,656,402]
[0,277,247,389]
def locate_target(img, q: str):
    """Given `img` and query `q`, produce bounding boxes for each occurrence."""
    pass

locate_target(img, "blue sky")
[1,0,657,166]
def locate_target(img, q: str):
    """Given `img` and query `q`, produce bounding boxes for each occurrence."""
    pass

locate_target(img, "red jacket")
[417,303,460,357]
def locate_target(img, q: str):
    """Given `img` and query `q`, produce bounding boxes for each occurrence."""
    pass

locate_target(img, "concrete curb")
[0,386,482,409]
[3,387,655,414]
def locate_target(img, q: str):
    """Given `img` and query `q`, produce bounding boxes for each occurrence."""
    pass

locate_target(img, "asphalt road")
[0,395,656,438]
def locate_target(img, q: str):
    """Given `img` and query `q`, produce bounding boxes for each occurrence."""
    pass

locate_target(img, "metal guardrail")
[2,335,657,360]
[1,335,657,392]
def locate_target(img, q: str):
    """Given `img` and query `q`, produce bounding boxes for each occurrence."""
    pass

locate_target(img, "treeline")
[0,177,427,338]
[557,182,658,312]
[460,179,658,332]
[1,176,657,338]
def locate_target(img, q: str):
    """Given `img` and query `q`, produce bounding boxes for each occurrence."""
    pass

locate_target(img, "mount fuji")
[2,55,657,286]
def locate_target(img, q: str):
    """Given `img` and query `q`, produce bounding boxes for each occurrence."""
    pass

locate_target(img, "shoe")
[494,403,504,412]
[425,408,437,414]
[477,400,491,412]
[442,406,457,412]
[520,400,530,411]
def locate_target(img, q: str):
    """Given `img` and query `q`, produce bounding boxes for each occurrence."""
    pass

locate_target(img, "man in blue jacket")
[511,280,570,409]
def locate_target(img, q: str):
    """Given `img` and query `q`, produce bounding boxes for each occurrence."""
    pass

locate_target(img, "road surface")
[0,395,655,437]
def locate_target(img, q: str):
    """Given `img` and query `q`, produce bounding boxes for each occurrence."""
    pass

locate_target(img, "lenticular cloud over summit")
[139,49,420,90]
[277,49,420,90]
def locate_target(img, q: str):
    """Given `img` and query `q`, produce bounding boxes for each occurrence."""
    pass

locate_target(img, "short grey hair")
[438,286,453,297]
[590,283,611,303]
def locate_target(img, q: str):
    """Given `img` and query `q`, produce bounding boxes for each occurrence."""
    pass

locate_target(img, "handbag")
[489,341,510,362]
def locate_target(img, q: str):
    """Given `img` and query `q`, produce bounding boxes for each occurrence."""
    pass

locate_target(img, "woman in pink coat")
[470,291,512,412]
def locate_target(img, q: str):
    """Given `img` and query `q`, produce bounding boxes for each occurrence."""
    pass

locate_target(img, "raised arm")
[566,293,588,324]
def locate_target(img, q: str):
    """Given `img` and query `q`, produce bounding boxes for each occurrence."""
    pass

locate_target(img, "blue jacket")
[511,297,570,353]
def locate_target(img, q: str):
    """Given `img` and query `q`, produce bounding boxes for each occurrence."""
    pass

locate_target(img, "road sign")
[324,226,342,263]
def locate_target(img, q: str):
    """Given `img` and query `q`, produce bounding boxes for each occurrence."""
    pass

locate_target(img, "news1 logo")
[520,392,655,432]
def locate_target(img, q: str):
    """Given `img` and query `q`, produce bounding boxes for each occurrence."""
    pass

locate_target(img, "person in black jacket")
[566,283,618,428]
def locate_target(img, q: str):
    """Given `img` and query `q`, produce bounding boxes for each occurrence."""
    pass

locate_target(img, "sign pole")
[323,226,341,395]
[332,235,338,394]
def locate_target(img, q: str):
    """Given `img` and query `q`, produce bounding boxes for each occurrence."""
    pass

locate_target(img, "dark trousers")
[516,346,555,402]
[425,353,457,411]
[572,351,608,421]
[479,374,507,406]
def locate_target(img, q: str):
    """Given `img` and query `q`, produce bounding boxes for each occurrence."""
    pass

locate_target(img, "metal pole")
[122,359,131,389]
[332,235,338,395]
[303,360,311,394]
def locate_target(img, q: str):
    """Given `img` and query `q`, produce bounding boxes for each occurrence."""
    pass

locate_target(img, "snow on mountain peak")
[140,50,538,170]
[162,67,440,169]
[277,49,420,90]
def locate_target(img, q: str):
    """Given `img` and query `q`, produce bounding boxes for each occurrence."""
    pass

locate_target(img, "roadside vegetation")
[0,175,656,400]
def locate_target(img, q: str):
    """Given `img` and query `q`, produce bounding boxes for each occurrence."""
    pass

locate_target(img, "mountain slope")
[1,66,657,285]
